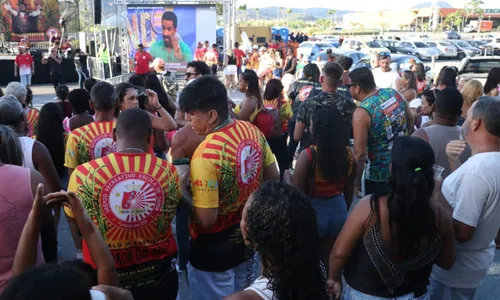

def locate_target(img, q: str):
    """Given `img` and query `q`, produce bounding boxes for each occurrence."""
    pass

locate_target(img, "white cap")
[409,98,422,109]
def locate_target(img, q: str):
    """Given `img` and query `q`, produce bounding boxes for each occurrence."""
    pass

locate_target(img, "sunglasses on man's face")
[345,83,359,89]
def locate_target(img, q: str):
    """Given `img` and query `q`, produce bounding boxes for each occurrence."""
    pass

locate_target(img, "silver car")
[397,41,440,60]
[425,40,458,58]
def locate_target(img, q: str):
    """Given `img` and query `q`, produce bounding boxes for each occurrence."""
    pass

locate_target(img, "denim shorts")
[310,194,347,238]
[343,283,427,300]
[20,74,32,86]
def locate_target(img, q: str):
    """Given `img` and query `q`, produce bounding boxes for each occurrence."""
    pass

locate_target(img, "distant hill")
[411,1,453,8]
[241,7,351,21]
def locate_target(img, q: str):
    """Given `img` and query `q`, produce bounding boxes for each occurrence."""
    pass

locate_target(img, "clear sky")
[242,0,497,11]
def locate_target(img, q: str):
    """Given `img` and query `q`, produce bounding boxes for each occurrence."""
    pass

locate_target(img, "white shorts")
[224,65,237,76]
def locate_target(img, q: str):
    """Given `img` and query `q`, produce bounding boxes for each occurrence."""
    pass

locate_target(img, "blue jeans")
[343,283,427,300]
[20,74,32,86]
[310,194,347,238]
[187,260,247,300]
[425,279,476,300]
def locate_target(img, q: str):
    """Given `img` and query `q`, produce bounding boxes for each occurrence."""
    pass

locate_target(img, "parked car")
[465,40,493,55]
[374,40,399,53]
[297,42,335,59]
[311,49,367,66]
[393,41,440,60]
[441,30,461,40]
[425,40,458,58]
[352,54,431,73]
[474,34,495,40]
[315,35,340,47]
[458,56,500,85]
[447,40,482,59]
[405,34,430,41]
[341,38,391,56]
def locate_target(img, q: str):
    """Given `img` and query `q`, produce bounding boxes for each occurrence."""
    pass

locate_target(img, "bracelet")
[154,105,162,111]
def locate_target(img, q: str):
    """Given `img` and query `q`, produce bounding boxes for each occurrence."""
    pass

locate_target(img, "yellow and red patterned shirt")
[190,119,275,236]
[26,108,39,137]
[65,121,116,169]
[65,152,180,290]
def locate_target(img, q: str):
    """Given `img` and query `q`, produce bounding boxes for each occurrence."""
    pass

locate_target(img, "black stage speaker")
[29,49,43,61]
[94,0,101,24]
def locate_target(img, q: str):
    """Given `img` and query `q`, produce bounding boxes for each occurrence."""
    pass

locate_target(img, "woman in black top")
[224,49,238,90]
[328,137,455,299]
[283,48,297,76]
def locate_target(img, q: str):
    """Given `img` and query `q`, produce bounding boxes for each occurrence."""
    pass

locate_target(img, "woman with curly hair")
[329,136,455,299]
[285,106,356,268]
[226,181,329,300]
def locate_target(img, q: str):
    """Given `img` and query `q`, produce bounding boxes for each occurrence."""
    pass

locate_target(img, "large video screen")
[127,5,216,70]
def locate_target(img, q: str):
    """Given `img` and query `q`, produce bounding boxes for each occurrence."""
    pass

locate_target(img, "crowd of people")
[1,37,500,300]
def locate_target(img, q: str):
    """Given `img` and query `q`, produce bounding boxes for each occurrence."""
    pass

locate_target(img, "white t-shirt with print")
[431,152,500,289]
[372,68,400,90]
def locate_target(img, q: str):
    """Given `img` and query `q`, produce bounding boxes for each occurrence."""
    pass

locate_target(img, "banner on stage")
[127,5,216,70]
[1,0,61,41]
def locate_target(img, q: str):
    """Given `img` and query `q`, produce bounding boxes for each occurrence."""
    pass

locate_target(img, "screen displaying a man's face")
[162,20,175,48]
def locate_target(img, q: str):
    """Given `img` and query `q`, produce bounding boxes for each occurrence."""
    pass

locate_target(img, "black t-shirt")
[79,54,88,69]
[48,57,62,74]
[287,79,322,119]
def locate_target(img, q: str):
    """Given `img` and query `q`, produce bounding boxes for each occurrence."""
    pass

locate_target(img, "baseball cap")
[326,49,332,54]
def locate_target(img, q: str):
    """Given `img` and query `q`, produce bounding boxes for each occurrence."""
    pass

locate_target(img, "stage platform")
[0,55,78,86]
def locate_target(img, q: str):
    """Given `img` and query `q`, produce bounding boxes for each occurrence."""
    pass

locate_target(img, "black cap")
[326,49,332,54]
[138,44,144,48]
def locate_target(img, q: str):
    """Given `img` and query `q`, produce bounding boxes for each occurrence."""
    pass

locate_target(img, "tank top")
[284,57,296,75]
[234,97,260,122]
[422,124,471,179]
[0,165,44,292]
[306,146,352,198]
[343,197,441,298]
[245,276,273,300]
[19,136,35,171]
[227,55,236,65]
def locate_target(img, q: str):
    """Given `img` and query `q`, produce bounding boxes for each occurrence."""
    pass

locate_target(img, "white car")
[395,41,440,60]
[425,40,458,58]
[297,42,335,59]
[405,34,430,41]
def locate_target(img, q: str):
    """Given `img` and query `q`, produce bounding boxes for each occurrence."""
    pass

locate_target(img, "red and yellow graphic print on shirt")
[25,107,39,137]
[65,152,180,288]
[189,119,275,237]
[65,121,116,169]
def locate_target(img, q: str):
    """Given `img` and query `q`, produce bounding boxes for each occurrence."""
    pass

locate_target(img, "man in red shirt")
[14,47,34,87]
[134,44,153,76]
[194,42,204,61]
[233,42,246,76]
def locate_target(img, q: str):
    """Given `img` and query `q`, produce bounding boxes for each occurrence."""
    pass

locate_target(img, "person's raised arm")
[47,191,119,286]
[12,176,48,275]
[353,107,370,193]
[328,196,372,299]
[145,89,177,131]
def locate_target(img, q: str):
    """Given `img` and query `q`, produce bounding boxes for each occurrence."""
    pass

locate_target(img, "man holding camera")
[41,46,64,91]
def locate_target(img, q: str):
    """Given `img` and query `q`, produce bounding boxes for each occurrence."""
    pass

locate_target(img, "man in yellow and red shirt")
[178,76,279,299]
[65,81,117,178]
[134,44,153,76]
[65,109,181,300]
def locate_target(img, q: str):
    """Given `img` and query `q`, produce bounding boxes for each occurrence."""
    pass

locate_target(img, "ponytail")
[385,137,436,258]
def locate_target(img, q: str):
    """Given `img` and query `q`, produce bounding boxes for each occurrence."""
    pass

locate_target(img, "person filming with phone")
[41,46,64,91]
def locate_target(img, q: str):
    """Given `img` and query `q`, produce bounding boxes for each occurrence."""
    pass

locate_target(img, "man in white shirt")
[371,54,401,91]
[429,97,500,300]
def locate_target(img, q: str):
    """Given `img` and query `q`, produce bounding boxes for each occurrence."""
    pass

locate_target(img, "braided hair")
[245,181,329,300]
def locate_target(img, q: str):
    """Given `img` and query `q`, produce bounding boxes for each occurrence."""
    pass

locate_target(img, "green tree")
[444,11,463,29]
[285,8,292,27]
[216,4,223,16]
[238,4,247,22]
[328,9,336,26]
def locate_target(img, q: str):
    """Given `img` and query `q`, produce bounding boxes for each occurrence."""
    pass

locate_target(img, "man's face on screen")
[162,20,176,48]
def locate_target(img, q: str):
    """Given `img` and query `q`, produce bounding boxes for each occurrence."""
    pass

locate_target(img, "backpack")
[253,99,283,139]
